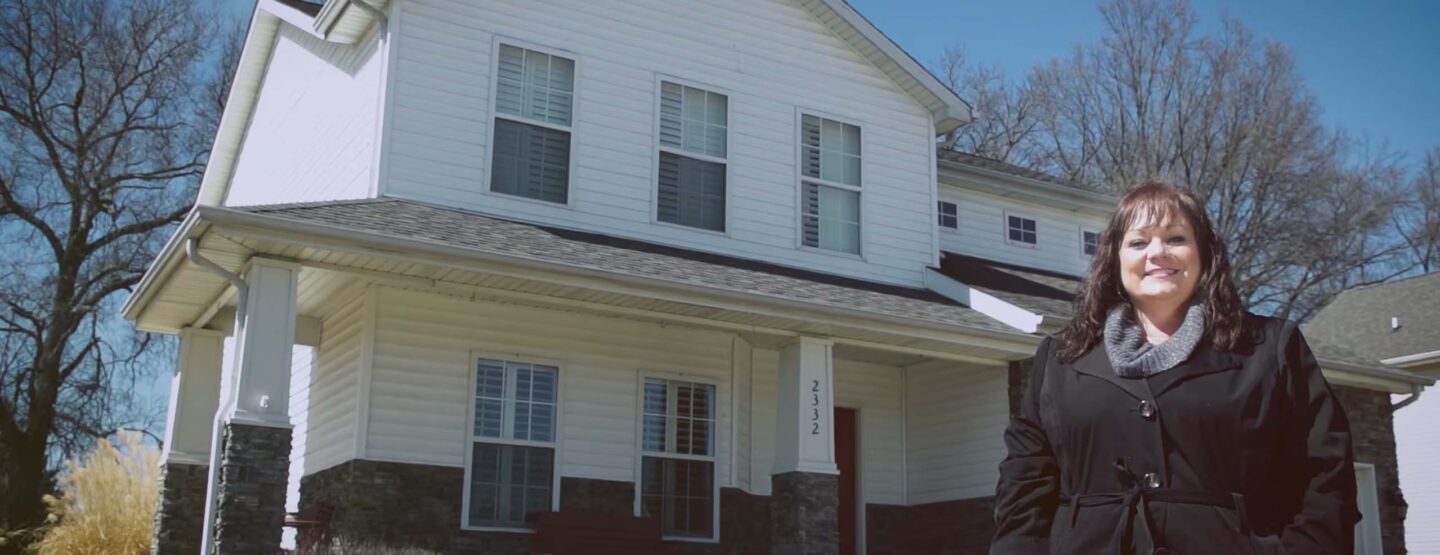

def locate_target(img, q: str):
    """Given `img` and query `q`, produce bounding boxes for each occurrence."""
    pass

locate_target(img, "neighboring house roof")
[937,252,1080,320]
[1305,272,1440,363]
[224,198,1018,335]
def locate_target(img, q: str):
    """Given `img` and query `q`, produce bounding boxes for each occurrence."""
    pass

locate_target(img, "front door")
[835,407,858,555]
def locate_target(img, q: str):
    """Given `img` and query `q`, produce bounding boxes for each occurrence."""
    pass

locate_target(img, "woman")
[991,182,1360,554]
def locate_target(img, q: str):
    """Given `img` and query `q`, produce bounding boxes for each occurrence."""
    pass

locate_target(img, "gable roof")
[1305,272,1440,363]
[937,149,1117,215]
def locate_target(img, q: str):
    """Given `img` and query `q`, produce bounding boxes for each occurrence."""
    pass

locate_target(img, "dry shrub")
[32,431,159,555]
[305,538,443,555]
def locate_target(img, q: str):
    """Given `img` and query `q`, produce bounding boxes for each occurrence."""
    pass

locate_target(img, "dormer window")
[489,44,575,204]
[1082,230,1100,256]
[1007,214,1037,245]
[938,201,958,230]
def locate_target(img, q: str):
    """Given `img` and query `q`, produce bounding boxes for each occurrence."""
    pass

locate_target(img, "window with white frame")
[800,114,861,254]
[1082,230,1100,256]
[1007,214,1037,245]
[639,377,716,539]
[657,81,728,232]
[1355,463,1382,555]
[490,44,575,204]
[938,200,959,230]
[466,358,558,529]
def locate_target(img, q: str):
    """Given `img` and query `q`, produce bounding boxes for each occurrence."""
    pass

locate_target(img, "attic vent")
[1391,316,1401,331]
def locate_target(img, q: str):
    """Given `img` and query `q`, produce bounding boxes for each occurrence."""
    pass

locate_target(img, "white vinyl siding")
[938,188,1108,276]
[656,81,728,231]
[904,361,1009,504]
[383,0,936,287]
[800,114,862,255]
[1395,388,1440,552]
[364,287,733,485]
[489,43,575,204]
[225,25,381,207]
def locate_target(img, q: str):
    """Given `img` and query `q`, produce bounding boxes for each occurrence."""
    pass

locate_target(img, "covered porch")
[127,199,1039,554]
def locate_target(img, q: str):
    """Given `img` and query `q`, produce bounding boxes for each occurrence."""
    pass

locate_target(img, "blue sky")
[847,0,1440,165]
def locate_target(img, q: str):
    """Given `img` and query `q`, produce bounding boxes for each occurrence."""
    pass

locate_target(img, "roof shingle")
[1305,272,1440,361]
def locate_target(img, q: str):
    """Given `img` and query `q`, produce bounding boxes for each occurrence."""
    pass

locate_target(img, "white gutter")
[1394,384,1424,411]
[923,268,1044,334]
[1383,349,1440,368]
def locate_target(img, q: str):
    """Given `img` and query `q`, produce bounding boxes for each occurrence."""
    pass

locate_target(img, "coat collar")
[1071,341,1244,400]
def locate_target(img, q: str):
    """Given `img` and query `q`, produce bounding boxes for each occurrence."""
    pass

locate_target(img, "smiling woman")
[991,182,1361,554]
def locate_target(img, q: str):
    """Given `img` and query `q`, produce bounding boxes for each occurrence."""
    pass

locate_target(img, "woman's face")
[1118,213,1202,310]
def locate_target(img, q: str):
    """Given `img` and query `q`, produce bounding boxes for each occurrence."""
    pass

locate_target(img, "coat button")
[1138,400,1156,420]
[1143,472,1161,489]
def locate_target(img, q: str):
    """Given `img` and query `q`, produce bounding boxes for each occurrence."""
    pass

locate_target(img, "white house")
[127,1,1431,554]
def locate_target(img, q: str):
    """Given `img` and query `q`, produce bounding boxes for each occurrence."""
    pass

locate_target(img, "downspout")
[187,238,249,555]
[1393,383,1423,411]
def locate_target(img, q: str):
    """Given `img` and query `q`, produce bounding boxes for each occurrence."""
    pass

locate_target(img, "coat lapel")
[1070,342,1246,400]
[1070,345,1152,401]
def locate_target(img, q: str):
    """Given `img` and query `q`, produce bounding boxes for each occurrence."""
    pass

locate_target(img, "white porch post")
[202,258,299,555]
[775,336,839,475]
[771,336,840,554]
[152,328,224,555]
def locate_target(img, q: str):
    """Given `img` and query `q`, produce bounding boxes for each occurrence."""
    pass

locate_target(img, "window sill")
[1005,239,1038,249]
[482,188,575,210]
[662,534,720,544]
[798,244,865,261]
[653,218,729,238]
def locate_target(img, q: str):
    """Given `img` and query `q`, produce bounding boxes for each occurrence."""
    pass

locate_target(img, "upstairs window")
[1007,214,1037,245]
[1082,230,1100,256]
[938,201,959,230]
[465,358,558,530]
[657,81,728,232]
[490,44,575,204]
[800,114,862,254]
[639,377,717,540]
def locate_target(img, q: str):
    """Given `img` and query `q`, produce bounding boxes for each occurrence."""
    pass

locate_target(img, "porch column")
[204,258,298,555]
[152,328,224,555]
[771,336,840,555]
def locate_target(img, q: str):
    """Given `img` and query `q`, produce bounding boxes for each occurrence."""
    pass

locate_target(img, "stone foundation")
[213,422,291,555]
[151,462,209,555]
[769,471,839,555]
[1334,385,1408,554]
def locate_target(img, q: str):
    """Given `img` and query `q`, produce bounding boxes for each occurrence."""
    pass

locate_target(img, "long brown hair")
[1056,181,1246,362]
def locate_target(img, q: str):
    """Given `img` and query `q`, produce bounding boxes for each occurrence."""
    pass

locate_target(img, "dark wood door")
[835,407,858,555]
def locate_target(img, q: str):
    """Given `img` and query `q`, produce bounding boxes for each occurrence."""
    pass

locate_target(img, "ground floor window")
[639,377,717,539]
[465,358,558,529]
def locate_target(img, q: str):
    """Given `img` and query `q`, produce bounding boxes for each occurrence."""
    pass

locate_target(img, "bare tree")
[932,46,1042,164]
[1396,147,1440,272]
[0,0,233,543]
[1014,0,1410,320]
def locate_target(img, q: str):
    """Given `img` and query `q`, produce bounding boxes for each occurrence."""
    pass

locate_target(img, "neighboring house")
[125,1,1431,554]
[1307,272,1440,554]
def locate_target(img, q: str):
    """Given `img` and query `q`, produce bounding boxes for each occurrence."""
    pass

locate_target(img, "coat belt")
[1056,459,1246,554]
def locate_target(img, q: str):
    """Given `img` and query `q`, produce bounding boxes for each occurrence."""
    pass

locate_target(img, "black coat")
[992,315,1360,554]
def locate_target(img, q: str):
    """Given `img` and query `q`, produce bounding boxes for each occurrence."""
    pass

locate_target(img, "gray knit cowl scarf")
[1103,302,1207,378]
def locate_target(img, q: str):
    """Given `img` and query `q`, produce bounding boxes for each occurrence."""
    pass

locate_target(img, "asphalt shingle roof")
[1305,272,1440,361]
[231,198,1018,334]
[937,149,1084,190]
[937,252,1081,319]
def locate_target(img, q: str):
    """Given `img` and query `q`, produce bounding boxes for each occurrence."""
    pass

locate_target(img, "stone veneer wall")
[151,462,209,555]
[212,423,291,555]
[300,460,778,554]
[1334,385,1408,555]
[769,471,838,555]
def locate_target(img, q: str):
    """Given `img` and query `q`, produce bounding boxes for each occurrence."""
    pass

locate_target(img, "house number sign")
[811,380,821,435]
